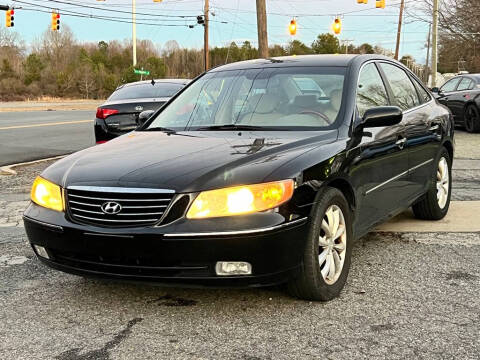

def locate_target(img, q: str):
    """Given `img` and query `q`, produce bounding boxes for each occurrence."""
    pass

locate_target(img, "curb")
[0,155,66,176]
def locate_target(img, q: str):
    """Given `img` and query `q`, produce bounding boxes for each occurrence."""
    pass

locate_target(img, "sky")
[5,0,431,64]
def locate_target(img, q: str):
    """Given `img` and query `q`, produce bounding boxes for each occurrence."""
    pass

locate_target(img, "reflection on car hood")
[43,130,338,192]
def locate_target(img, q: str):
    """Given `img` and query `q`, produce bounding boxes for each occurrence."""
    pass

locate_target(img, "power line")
[15,1,228,27]
[17,6,201,27]
[27,0,198,18]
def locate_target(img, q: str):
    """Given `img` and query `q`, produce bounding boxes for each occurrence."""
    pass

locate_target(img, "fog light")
[33,245,50,259]
[215,261,252,276]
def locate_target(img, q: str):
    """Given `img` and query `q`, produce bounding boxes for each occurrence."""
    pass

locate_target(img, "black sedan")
[94,79,189,143]
[432,74,480,132]
[24,55,454,301]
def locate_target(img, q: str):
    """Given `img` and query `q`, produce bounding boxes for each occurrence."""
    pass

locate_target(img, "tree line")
[0,26,391,101]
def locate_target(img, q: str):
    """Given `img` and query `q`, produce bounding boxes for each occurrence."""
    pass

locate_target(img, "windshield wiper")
[142,126,176,133]
[195,124,267,131]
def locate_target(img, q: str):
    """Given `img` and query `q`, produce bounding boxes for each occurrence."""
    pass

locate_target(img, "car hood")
[43,130,338,192]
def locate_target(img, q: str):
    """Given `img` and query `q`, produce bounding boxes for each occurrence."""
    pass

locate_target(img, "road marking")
[0,119,92,130]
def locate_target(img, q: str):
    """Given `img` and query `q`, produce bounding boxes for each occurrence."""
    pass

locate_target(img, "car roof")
[208,54,394,72]
[449,74,480,81]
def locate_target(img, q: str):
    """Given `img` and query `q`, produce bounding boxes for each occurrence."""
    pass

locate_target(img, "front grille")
[66,187,174,228]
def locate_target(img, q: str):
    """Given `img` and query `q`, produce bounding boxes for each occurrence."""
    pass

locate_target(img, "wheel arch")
[442,139,454,161]
[323,177,356,213]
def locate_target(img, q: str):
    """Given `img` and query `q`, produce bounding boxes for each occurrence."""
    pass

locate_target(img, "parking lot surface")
[1,131,479,359]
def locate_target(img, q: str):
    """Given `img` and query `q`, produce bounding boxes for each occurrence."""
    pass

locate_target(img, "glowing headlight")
[186,179,294,219]
[31,176,64,212]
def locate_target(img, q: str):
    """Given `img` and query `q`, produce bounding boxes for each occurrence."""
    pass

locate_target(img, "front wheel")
[464,105,480,133]
[412,147,452,220]
[288,187,353,301]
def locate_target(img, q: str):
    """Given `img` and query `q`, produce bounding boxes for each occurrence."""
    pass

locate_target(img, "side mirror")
[431,87,440,93]
[359,106,403,129]
[138,110,155,125]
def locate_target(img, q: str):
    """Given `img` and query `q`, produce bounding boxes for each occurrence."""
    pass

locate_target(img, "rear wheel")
[464,105,480,133]
[288,187,352,301]
[412,148,452,220]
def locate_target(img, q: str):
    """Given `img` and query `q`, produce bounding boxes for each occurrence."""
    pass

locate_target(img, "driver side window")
[440,78,460,93]
[356,63,389,118]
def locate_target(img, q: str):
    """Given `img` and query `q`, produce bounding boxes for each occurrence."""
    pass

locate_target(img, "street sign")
[134,69,150,75]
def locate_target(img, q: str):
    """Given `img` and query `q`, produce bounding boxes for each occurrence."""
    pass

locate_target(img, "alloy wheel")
[465,106,479,132]
[318,205,347,285]
[437,157,449,209]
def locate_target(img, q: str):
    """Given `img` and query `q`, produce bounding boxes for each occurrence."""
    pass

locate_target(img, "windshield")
[145,67,346,131]
[108,82,185,101]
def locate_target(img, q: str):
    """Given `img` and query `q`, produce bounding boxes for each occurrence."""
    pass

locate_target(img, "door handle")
[429,125,439,131]
[395,138,407,149]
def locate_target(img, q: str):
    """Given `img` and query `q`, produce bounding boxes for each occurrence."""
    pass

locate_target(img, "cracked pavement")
[1,131,479,359]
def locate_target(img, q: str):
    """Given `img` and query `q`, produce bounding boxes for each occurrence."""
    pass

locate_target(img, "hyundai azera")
[25,55,454,301]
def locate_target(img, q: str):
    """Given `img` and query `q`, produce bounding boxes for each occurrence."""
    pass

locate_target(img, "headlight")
[31,176,64,212]
[186,179,294,219]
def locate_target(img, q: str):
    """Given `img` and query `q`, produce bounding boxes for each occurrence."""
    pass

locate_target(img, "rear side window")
[356,63,389,117]
[379,63,420,111]
[457,78,474,91]
[440,78,460,92]
[108,82,184,101]
[411,78,431,104]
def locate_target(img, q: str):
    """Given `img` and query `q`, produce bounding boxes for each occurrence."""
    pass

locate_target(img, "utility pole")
[431,0,439,87]
[424,24,432,84]
[132,0,137,67]
[256,0,268,58]
[394,0,405,60]
[204,0,209,71]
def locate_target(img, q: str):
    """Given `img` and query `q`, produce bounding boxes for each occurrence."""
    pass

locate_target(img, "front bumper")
[24,207,309,287]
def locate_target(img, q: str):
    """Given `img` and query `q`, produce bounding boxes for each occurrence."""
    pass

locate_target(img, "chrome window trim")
[163,217,308,238]
[365,158,433,195]
[67,186,174,194]
[402,97,434,115]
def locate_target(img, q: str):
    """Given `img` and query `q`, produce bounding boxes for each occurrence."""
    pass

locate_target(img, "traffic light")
[51,12,60,31]
[289,19,297,36]
[5,9,14,28]
[332,18,342,35]
[357,0,368,3]
[376,0,386,8]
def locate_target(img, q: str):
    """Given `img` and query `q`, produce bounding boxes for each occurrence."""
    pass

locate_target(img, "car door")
[377,62,438,200]
[449,77,474,120]
[436,77,461,114]
[349,62,410,232]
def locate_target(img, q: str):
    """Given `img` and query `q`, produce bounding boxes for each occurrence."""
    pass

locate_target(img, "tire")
[412,147,452,220]
[287,187,353,301]
[464,104,480,133]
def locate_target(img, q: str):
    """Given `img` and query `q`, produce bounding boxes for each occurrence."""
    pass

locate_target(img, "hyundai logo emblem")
[101,201,122,215]
[135,105,143,111]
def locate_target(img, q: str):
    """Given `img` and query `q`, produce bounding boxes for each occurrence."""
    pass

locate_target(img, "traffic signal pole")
[132,0,137,67]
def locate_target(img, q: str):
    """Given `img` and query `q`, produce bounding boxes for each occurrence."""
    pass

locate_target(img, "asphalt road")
[0,138,480,359]
[0,110,94,166]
